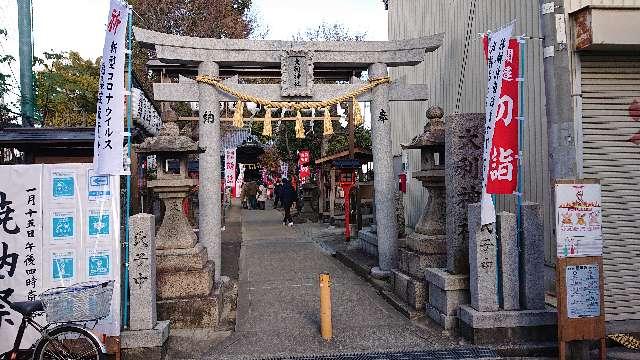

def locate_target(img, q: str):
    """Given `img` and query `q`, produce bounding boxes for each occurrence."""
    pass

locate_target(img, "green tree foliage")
[131,0,258,94]
[0,28,18,127]
[34,51,100,126]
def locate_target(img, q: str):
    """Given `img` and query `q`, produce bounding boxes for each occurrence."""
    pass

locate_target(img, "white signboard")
[93,0,129,175]
[555,182,603,258]
[224,148,237,188]
[0,164,121,353]
[566,264,601,318]
[0,165,44,352]
[480,21,515,225]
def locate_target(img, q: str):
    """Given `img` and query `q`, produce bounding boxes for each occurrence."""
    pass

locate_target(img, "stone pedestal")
[121,214,169,356]
[424,268,469,330]
[460,204,556,350]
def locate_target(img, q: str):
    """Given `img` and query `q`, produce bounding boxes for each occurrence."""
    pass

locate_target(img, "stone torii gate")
[134,27,443,280]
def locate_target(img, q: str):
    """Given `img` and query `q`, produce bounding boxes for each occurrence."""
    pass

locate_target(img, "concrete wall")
[388,0,555,265]
[567,0,640,13]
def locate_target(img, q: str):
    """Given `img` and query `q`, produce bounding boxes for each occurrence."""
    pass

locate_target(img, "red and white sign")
[298,150,310,165]
[224,148,237,188]
[483,37,520,195]
[480,22,514,225]
[299,165,311,182]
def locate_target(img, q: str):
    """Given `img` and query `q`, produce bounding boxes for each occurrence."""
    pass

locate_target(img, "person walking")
[245,180,258,209]
[257,181,267,210]
[273,179,283,209]
[281,178,296,226]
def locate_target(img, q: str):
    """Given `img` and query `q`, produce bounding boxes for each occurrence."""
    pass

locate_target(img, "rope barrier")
[195,75,391,111]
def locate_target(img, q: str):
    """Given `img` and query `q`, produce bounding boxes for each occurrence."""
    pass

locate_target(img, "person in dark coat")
[273,179,283,209]
[280,178,296,226]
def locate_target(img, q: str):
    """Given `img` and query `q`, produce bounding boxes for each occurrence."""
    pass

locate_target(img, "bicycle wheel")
[32,325,103,360]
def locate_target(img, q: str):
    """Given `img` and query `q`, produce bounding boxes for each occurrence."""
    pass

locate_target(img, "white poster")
[481,21,515,225]
[88,169,112,201]
[555,182,603,258]
[566,264,601,318]
[0,164,121,353]
[93,0,129,175]
[225,148,237,188]
[0,165,44,353]
[50,210,77,244]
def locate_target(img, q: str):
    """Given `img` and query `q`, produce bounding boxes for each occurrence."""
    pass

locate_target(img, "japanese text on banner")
[482,37,520,195]
[0,165,43,353]
[93,0,129,175]
[225,148,237,188]
[481,21,515,225]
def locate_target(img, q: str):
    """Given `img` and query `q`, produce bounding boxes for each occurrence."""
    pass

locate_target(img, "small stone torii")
[134,27,443,280]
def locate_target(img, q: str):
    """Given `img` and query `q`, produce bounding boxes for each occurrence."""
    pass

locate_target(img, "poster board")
[555,179,605,360]
[0,164,121,353]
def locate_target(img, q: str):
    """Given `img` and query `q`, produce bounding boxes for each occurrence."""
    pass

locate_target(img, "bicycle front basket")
[40,281,114,323]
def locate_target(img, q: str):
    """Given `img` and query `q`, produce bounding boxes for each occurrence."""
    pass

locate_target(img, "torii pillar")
[198,61,222,282]
[369,63,398,277]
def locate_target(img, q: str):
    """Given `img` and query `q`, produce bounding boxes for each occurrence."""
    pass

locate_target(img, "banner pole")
[123,4,133,329]
[516,37,526,264]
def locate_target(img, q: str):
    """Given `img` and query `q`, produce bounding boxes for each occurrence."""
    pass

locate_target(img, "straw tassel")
[233,101,245,128]
[262,108,272,137]
[295,110,305,139]
[323,108,333,135]
[352,97,364,126]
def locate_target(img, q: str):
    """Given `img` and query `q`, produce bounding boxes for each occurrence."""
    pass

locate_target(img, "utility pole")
[539,2,584,359]
[539,0,578,181]
[17,0,34,127]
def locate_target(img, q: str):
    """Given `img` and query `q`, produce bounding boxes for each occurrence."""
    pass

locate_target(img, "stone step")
[157,261,215,300]
[157,290,221,329]
[392,270,427,311]
[156,243,208,271]
[398,248,446,278]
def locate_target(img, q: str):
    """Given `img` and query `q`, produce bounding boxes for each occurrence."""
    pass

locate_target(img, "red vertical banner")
[484,37,520,194]
[298,150,311,182]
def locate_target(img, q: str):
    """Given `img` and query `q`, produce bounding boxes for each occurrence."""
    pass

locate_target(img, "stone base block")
[426,303,457,330]
[157,292,221,329]
[406,232,446,254]
[121,346,166,360]
[358,229,378,257]
[157,261,214,300]
[399,248,446,278]
[424,268,470,330]
[121,320,170,349]
[424,268,469,316]
[458,305,558,345]
[392,270,426,311]
[157,243,208,271]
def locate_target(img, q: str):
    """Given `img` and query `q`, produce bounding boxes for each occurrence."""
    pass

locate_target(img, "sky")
[0,0,387,67]
[0,0,387,126]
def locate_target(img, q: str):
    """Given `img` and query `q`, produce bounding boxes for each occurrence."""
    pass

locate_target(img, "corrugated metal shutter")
[580,55,640,324]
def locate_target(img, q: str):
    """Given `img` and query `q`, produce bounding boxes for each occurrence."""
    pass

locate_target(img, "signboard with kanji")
[0,164,121,353]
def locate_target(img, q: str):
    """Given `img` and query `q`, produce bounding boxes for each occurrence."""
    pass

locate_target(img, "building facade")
[388,0,640,332]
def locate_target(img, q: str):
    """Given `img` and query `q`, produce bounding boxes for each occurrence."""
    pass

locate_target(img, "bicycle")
[0,281,114,360]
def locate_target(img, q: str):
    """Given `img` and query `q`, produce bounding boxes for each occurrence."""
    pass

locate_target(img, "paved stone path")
[210,205,459,359]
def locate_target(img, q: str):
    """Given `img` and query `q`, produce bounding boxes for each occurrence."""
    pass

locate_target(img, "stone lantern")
[135,122,202,250]
[392,106,447,312]
[135,122,219,328]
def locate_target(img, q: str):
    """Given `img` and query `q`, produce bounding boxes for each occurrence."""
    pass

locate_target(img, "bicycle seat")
[12,300,44,316]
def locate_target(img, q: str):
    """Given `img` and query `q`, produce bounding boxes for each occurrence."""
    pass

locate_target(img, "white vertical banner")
[481,21,515,225]
[224,148,237,188]
[93,0,129,175]
[0,165,44,353]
